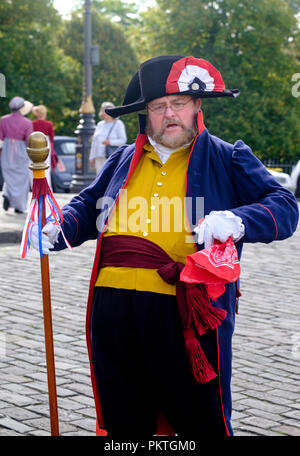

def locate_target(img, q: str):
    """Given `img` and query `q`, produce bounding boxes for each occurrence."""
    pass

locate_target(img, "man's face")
[146,95,201,148]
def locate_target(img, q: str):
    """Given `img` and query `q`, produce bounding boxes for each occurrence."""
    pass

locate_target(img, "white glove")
[29,221,60,254]
[195,210,245,248]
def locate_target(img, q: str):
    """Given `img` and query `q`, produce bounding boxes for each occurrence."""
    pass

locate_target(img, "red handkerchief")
[180,237,240,300]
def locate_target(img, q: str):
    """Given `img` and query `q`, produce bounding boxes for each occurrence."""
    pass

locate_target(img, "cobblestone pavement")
[0,195,299,436]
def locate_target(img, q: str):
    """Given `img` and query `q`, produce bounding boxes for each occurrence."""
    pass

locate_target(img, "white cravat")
[148,136,189,164]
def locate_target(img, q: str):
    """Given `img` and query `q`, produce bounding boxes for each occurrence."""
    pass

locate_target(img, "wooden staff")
[27,132,59,436]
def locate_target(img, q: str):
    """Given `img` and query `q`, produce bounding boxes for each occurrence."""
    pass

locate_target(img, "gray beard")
[145,117,197,149]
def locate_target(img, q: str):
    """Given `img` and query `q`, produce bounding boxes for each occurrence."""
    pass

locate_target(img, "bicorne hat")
[106,55,240,117]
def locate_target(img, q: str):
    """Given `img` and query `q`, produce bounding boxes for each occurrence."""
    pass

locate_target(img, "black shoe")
[14,208,24,214]
[3,195,9,211]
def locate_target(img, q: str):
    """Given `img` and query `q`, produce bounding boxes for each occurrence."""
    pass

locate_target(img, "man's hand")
[195,210,245,248]
[29,221,60,254]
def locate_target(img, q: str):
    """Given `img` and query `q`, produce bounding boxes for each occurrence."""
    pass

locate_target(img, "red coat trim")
[216,328,230,436]
[68,212,79,241]
[257,203,278,239]
[85,133,149,431]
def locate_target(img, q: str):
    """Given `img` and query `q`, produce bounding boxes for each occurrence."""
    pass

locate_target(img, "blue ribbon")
[47,194,61,223]
[38,195,43,258]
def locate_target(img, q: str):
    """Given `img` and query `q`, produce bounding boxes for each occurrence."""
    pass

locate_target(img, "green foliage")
[0,0,82,135]
[286,0,300,12]
[59,9,139,141]
[131,0,300,162]
[0,0,139,140]
[93,0,138,28]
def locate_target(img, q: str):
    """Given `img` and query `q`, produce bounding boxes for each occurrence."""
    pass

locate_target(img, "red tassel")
[32,177,51,199]
[155,412,175,436]
[184,329,217,383]
[236,280,242,298]
[186,284,227,336]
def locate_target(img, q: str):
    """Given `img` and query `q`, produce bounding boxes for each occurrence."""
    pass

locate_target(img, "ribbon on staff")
[20,172,71,259]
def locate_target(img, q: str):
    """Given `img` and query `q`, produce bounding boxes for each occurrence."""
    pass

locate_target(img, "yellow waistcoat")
[95,142,197,295]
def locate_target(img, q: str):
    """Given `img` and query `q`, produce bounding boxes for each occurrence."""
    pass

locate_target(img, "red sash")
[99,234,228,383]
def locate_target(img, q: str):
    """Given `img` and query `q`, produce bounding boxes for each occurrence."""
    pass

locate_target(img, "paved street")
[0,192,299,436]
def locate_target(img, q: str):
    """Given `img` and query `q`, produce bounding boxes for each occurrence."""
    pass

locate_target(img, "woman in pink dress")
[0,96,33,213]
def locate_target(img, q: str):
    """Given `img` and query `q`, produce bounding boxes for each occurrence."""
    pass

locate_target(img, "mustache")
[145,115,198,148]
[161,118,184,129]
[154,119,186,136]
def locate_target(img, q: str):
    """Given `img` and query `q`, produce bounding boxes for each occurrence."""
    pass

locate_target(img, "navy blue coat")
[54,113,299,435]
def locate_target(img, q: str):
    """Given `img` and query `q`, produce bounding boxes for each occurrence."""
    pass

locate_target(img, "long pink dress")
[0,111,33,211]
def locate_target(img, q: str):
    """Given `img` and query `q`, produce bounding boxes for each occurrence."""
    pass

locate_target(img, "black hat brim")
[105,88,240,118]
[105,97,146,118]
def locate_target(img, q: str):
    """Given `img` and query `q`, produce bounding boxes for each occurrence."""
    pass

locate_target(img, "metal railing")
[263,160,297,175]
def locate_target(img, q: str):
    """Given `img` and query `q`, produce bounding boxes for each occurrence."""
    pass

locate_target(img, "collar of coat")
[125,110,205,184]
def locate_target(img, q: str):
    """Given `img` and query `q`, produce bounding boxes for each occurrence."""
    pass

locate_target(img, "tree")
[59,9,140,141]
[131,0,300,162]
[286,0,300,12]
[93,0,138,28]
[0,0,81,134]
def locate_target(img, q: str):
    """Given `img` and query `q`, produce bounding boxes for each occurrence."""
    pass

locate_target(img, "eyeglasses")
[147,98,194,115]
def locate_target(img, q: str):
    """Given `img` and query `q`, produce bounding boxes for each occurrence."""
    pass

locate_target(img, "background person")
[0,96,33,213]
[89,101,127,175]
[32,105,57,190]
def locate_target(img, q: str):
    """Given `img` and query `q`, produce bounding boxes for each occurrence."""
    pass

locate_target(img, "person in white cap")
[89,101,127,175]
[0,96,33,213]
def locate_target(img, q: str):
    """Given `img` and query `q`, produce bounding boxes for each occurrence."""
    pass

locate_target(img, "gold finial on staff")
[27,131,49,170]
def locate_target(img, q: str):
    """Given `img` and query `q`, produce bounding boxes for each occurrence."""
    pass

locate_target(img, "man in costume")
[29,55,299,437]
[0,96,33,213]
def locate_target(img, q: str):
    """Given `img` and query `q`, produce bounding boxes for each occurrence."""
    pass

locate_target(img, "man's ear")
[195,98,202,112]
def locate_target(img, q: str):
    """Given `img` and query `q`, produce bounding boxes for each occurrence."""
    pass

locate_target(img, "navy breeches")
[90,286,227,438]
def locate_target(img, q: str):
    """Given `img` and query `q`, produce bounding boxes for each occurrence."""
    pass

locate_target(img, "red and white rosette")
[165,56,226,95]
